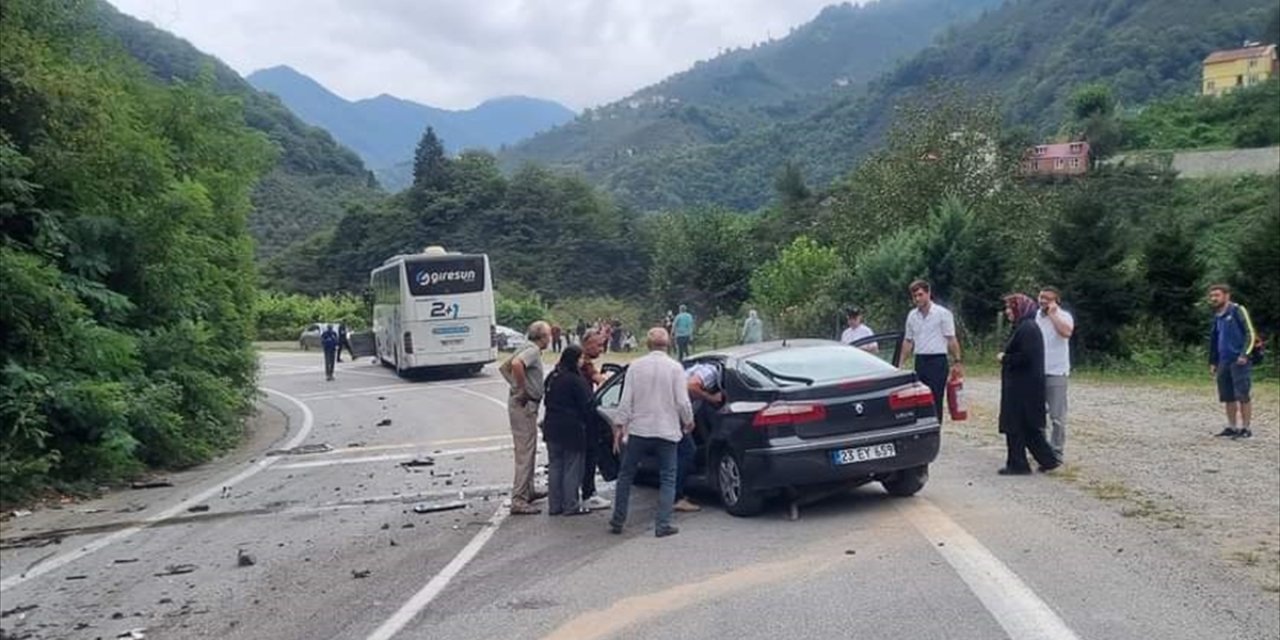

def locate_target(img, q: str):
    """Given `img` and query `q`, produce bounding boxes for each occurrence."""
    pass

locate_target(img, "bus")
[370,246,497,376]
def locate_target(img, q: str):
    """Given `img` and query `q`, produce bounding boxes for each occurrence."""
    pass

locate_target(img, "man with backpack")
[321,324,340,381]
[1208,284,1260,439]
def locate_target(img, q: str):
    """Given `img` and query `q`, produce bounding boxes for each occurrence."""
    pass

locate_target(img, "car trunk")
[779,371,922,439]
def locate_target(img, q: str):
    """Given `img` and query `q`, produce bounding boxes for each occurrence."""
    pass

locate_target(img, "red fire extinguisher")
[947,373,968,422]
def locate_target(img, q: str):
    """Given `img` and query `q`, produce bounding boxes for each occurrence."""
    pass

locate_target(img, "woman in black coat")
[998,293,1061,475]
[541,345,596,515]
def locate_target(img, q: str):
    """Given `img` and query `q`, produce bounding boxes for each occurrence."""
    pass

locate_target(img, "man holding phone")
[1036,287,1075,460]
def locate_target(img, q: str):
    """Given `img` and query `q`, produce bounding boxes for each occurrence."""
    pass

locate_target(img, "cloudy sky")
[109,0,842,111]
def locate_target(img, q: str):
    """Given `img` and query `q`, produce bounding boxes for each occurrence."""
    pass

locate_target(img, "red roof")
[1204,44,1277,65]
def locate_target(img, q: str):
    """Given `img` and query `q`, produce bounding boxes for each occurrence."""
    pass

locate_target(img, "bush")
[254,292,367,341]
[495,285,549,332]
[750,236,846,339]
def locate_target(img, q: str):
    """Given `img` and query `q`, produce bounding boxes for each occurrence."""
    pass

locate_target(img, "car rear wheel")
[716,449,764,517]
[881,464,929,497]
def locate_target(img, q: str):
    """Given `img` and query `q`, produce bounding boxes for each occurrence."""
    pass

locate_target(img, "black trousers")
[676,336,691,361]
[1005,426,1058,471]
[581,434,598,499]
[323,347,337,379]
[915,354,949,423]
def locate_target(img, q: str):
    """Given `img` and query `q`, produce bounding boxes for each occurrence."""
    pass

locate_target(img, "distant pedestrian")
[900,281,963,421]
[997,294,1060,475]
[673,305,695,361]
[501,321,551,515]
[551,325,564,352]
[841,308,878,353]
[1208,284,1259,439]
[576,318,588,343]
[578,330,612,511]
[541,345,595,516]
[609,328,693,538]
[336,322,354,362]
[741,310,763,344]
[1036,288,1074,460]
[320,324,339,381]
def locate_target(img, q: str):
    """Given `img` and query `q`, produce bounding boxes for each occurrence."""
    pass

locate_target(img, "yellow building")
[1202,43,1278,96]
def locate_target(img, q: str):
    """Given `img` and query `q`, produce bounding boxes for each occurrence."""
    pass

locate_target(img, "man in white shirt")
[900,280,963,422]
[1037,287,1074,460]
[608,328,694,538]
[840,308,878,352]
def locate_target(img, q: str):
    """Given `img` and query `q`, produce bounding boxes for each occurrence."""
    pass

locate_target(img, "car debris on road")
[412,501,467,514]
[153,564,197,577]
[129,480,173,490]
[265,443,333,456]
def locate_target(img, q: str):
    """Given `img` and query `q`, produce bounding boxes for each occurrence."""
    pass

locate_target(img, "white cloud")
[107,0,841,110]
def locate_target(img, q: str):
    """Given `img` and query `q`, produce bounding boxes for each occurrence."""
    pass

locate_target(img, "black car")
[591,334,941,517]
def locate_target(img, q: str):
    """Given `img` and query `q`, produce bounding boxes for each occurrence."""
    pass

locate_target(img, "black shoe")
[1215,427,1240,437]
[998,467,1032,476]
[655,526,680,538]
[1038,461,1062,473]
[1233,429,1253,440]
[608,522,623,535]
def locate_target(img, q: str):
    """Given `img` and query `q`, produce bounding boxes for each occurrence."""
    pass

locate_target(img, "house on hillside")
[1021,142,1090,177]
[1202,43,1278,96]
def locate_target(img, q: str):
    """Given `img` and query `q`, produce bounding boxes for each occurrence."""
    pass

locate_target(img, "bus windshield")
[405,256,486,297]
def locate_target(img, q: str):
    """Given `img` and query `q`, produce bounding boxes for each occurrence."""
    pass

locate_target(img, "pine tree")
[1041,188,1136,358]
[1235,202,1280,338]
[1143,222,1204,345]
[412,127,449,193]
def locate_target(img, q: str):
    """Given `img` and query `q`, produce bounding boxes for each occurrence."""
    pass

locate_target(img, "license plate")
[440,338,465,346]
[831,443,896,465]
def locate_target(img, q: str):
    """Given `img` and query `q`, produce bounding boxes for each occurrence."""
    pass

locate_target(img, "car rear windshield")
[405,256,486,296]
[743,345,895,386]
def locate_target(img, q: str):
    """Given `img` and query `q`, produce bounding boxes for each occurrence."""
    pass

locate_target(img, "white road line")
[899,499,1081,640]
[300,379,506,402]
[0,387,314,593]
[365,506,510,640]
[448,385,510,410]
[270,441,543,471]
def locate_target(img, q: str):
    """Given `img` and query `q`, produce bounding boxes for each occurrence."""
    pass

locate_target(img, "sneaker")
[673,498,702,513]
[1233,429,1254,440]
[509,503,541,515]
[583,495,612,511]
[655,526,680,538]
[1215,427,1240,437]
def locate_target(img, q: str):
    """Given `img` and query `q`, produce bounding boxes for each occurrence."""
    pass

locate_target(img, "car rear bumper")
[742,422,940,491]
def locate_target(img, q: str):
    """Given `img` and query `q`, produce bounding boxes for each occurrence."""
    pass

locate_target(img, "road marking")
[899,499,1081,640]
[0,387,314,593]
[298,379,506,402]
[270,443,521,470]
[449,385,510,409]
[304,435,510,456]
[365,505,510,640]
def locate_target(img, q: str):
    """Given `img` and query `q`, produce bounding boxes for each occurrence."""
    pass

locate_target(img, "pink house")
[1021,142,1090,176]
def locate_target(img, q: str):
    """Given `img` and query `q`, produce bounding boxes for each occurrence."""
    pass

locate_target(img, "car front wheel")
[716,449,765,517]
[881,464,929,497]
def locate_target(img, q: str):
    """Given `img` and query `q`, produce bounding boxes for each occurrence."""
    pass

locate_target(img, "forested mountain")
[93,1,382,259]
[247,66,574,191]
[499,0,1001,188]
[514,0,1277,211]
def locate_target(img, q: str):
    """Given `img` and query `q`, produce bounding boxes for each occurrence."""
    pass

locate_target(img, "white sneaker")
[583,495,612,510]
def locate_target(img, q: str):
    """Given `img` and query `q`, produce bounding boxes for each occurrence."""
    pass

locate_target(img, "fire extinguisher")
[947,373,968,422]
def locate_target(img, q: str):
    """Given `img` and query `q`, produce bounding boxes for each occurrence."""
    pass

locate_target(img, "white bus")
[370,246,497,376]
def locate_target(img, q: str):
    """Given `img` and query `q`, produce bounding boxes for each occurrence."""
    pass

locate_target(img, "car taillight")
[403,331,414,354]
[752,403,827,429]
[889,383,934,411]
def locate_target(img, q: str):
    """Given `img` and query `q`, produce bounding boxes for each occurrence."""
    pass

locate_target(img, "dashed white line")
[899,499,1081,640]
[0,387,314,593]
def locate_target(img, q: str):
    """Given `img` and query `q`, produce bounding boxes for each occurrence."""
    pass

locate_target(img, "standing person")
[335,323,352,363]
[576,318,588,345]
[676,361,724,513]
[1036,288,1075,460]
[900,281,963,421]
[840,308,878,353]
[741,310,764,344]
[541,345,595,516]
[673,305,695,361]
[320,324,339,381]
[609,328,693,538]
[578,330,612,511]
[997,294,1060,475]
[501,321,551,515]
[551,325,564,353]
[1208,284,1258,439]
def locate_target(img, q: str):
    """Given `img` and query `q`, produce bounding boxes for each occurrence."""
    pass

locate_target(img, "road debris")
[154,564,197,577]
[66,575,88,581]
[10,510,32,518]
[220,486,231,499]
[380,523,390,530]
[347,442,366,448]
[376,418,393,427]
[389,539,398,547]
[117,629,147,639]
[265,443,333,456]
[113,558,140,565]
[237,550,256,567]
[400,456,435,468]
[130,480,173,490]
[0,604,38,619]
[117,503,147,513]
[377,396,386,400]
[187,505,210,513]
[74,508,106,514]
[351,569,372,579]
[413,501,467,514]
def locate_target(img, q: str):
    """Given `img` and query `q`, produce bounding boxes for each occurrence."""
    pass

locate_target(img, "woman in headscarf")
[541,345,596,515]
[741,309,764,344]
[997,293,1061,475]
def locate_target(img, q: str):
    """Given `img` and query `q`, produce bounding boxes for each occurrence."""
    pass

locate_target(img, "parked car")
[591,333,940,516]
[494,325,528,352]
[299,323,340,351]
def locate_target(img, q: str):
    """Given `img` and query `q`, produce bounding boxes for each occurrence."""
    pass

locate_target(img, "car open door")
[851,332,905,368]
[347,331,377,359]
[592,369,627,481]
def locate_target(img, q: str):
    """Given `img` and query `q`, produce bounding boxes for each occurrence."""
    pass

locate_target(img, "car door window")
[597,376,624,408]
[852,332,904,368]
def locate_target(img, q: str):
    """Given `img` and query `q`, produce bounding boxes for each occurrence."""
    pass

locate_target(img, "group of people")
[550,318,636,354]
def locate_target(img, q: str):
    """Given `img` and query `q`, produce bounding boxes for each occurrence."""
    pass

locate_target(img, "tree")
[1068,83,1122,165]
[1142,222,1204,345]
[646,208,757,315]
[918,197,1008,335]
[774,161,811,207]
[750,236,845,339]
[412,127,449,193]
[1234,200,1280,339]
[1040,188,1136,358]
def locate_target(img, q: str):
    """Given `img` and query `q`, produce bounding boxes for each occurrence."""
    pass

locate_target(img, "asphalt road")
[1,352,1276,640]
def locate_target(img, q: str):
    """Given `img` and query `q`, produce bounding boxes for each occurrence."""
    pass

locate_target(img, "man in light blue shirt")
[673,304,695,360]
